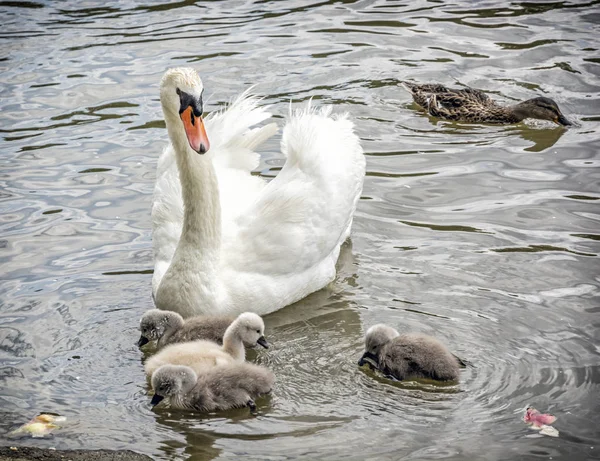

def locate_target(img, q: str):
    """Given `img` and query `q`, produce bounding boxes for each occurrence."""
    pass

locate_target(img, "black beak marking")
[178,90,203,117]
[150,394,164,407]
[137,335,149,348]
[358,351,379,368]
[257,336,269,349]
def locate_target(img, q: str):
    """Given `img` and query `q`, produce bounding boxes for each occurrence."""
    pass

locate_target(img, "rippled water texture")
[1,1,599,460]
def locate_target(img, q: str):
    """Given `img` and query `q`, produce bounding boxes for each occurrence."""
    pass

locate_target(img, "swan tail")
[281,102,360,171]
[282,101,365,249]
[399,81,415,93]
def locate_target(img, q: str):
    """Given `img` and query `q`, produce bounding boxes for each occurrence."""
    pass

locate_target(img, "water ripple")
[1,0,599,460]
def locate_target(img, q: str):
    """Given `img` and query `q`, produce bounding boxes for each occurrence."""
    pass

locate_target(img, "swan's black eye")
[176,88,181,96]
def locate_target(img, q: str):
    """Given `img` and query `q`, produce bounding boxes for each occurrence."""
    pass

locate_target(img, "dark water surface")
[1,1,599,460]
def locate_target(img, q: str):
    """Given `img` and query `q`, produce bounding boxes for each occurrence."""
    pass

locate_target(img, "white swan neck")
[155,109,222,315]
[170,123,221,256]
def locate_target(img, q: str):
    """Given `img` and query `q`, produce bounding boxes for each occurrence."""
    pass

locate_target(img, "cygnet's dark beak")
[150,394,164,407]
[358,351,379,368]
[557,114,572,126]
[453,353,468,369]
[257,336,269,349]
[137,335,149,348]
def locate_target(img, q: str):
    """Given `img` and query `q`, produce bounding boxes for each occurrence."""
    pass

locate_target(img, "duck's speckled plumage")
[401,81,571,126]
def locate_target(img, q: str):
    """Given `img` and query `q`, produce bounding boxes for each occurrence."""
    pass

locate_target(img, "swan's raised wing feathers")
[205,90,275,172]
[219,106,365,312]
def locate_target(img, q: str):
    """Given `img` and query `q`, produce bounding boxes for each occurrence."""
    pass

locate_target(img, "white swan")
[152,67,365,317]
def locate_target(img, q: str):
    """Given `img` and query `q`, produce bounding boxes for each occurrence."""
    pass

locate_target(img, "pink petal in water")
[524,407,557,428]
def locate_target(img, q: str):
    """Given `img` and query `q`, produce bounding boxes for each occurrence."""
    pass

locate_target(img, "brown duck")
[401,81,572,126]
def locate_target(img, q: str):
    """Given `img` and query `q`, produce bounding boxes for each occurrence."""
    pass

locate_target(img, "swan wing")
[220,105,365,313]
[206,90,278,229]
[151,146,183,297]
[151,91,277,297]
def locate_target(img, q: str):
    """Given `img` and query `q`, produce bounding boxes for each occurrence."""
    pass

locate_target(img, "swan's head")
[358,324,399,367]
[150,364,197,407]
[233,312,269,349]
[138,309,184,347]
[160,67,210,154]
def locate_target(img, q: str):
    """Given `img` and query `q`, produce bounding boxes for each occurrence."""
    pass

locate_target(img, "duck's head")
[150,364,197,407]
[514,96,571,126]
[137,309,184,347]
[358,324,399,367]
[160,67,210,153]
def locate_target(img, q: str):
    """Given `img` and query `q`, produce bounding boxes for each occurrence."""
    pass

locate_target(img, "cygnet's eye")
[256,329,260,334]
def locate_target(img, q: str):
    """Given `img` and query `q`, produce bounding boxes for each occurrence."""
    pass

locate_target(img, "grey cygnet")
[150,362,274,413]
[358,324,460,382]
[138,309,234,349]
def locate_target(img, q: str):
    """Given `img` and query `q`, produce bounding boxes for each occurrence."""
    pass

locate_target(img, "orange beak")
[180,106,210,153]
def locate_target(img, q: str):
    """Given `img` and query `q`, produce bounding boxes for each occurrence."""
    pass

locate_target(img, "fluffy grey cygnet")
[138,309,234,349]
[358,324,460,382]
[144,312,269,378]
[150,362,274,413]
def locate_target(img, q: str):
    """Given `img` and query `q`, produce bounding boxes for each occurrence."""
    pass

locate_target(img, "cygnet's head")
[233,312,269,349]
[160,67,210,154]
[358,324,399,367]
[150,364,197,407]
[138,309,184,347]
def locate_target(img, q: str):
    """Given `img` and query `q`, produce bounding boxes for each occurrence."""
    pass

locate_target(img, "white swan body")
[152,68,365,317]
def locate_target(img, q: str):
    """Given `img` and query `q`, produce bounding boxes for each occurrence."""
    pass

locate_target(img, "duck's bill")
[150,394,164,407]
[180,106,210,153]
[257,336,269,349]
[137,335,149,348]
[358,351,379,368]
[557,114,572,126]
